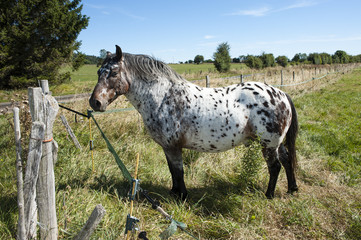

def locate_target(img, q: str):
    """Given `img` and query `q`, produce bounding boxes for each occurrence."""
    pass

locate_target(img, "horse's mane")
[123,53,186,83]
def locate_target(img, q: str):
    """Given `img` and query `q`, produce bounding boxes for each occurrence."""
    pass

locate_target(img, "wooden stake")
[60,114,82,149]
[73,204,106,240]
[126,153,140,240]
[13,107,26,240]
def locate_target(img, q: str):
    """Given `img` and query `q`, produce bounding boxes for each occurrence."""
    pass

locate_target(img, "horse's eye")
[111,71,117,77]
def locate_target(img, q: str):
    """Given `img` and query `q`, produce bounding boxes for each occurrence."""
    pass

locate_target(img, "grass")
[0,68,361,239]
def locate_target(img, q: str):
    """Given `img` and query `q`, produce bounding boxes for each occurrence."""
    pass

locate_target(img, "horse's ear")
[115,45,123,62]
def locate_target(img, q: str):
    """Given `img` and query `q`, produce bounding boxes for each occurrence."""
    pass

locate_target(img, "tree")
[276,56,289,67]
[245,55,263,69]
[232,57,240,63]
[260,52,275,68]
[320,53,332,65]
[333,50,349,64]
[213,42,231,72]
[308,53,322,65]
[194,55,204,64]
[0,0,89,88]
[292,53,307,63]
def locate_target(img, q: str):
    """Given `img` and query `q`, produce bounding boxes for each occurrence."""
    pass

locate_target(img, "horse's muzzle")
[89,96,107,112]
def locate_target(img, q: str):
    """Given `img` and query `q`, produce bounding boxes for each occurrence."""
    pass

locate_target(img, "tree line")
[194,42,361,73]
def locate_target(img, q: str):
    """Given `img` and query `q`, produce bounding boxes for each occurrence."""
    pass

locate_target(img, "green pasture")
[0,68,360,239]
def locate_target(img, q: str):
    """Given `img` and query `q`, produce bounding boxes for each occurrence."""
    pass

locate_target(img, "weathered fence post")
[281,70,284,86]
[28,80,59,240]
[13,107,26,240]
[24,121,45,239]
[60,114,82,149]
[240,74,244,84]
[73,204,106,240]
[206,75,210,88]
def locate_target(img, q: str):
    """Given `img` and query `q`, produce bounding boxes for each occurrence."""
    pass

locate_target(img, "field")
[0,66,360,239]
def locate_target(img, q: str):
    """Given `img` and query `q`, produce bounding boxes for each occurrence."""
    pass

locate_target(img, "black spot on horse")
[257,109,270,117]
[247,104,253,109]
[263,101,269,108]
[255,84,264,91]
[226,88,230,94]
[253,91,259,95]
[242,87,255,91]
[210,144,217,149]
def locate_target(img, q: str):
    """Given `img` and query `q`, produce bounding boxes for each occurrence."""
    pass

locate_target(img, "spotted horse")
[89,46,299,199]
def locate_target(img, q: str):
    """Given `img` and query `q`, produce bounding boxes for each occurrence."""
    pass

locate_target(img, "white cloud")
[228,7,271,17]
[275,0,318,12]
[227,1,319,17]
[204,35,216,39]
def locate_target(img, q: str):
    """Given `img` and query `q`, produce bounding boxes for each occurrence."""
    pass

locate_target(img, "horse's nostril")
[95,100,102,109]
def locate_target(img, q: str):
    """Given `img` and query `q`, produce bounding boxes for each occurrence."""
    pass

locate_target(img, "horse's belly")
[182,121,248,153]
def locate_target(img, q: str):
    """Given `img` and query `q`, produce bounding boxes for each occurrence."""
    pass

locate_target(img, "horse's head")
[89,45,129,112]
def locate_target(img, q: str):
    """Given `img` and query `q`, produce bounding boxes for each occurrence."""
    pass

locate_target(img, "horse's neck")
[125,75,177,114]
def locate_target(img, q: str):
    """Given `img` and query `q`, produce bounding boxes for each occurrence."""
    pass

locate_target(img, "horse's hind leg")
[278,144,298,194]
[163,147,187,200]
[263,148,281,199]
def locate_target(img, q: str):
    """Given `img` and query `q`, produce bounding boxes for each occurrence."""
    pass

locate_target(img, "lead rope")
[88,114,95,173]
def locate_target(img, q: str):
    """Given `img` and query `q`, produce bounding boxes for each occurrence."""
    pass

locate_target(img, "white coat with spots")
[90,46,299,199]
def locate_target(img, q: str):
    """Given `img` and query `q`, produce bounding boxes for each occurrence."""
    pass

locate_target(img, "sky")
[77,0,361,63]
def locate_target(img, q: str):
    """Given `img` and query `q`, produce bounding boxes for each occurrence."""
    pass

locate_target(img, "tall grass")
[0,69,360,239]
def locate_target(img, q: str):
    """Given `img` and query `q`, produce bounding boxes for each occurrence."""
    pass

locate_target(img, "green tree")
[333,50,349,64]
[308,53,322,65]
[245,55,263,69]
[260,52,275,68]
[292,53,307,63]
[320,53,332,65]
[213,42,231,72]
[276,56,289,67]
[194,55,204,64]
[0,0,89,88]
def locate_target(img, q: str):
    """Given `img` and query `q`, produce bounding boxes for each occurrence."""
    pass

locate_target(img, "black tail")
[285,94,298,174]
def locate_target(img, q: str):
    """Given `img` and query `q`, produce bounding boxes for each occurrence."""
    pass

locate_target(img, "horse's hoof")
[169,189,188,201]
[265,192,274,199]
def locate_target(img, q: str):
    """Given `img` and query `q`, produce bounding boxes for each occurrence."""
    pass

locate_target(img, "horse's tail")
[285,94,298,173]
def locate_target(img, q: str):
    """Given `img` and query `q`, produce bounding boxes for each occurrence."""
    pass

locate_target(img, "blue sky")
[78,0,361,63]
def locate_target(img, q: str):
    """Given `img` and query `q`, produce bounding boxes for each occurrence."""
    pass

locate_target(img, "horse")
[89,45,299,199]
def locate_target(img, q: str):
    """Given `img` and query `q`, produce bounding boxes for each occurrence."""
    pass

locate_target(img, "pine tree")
[0,0,89,88]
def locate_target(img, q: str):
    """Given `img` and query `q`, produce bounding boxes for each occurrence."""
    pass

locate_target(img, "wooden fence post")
[24,121,45,239]
[206,75,210,88]
[240,74,243,84]
[281,70,284,86]
[13,107,26,240]
[28,81,59,240]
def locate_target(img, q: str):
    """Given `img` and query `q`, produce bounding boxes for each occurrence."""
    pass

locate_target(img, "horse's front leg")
[163,147,187,200]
